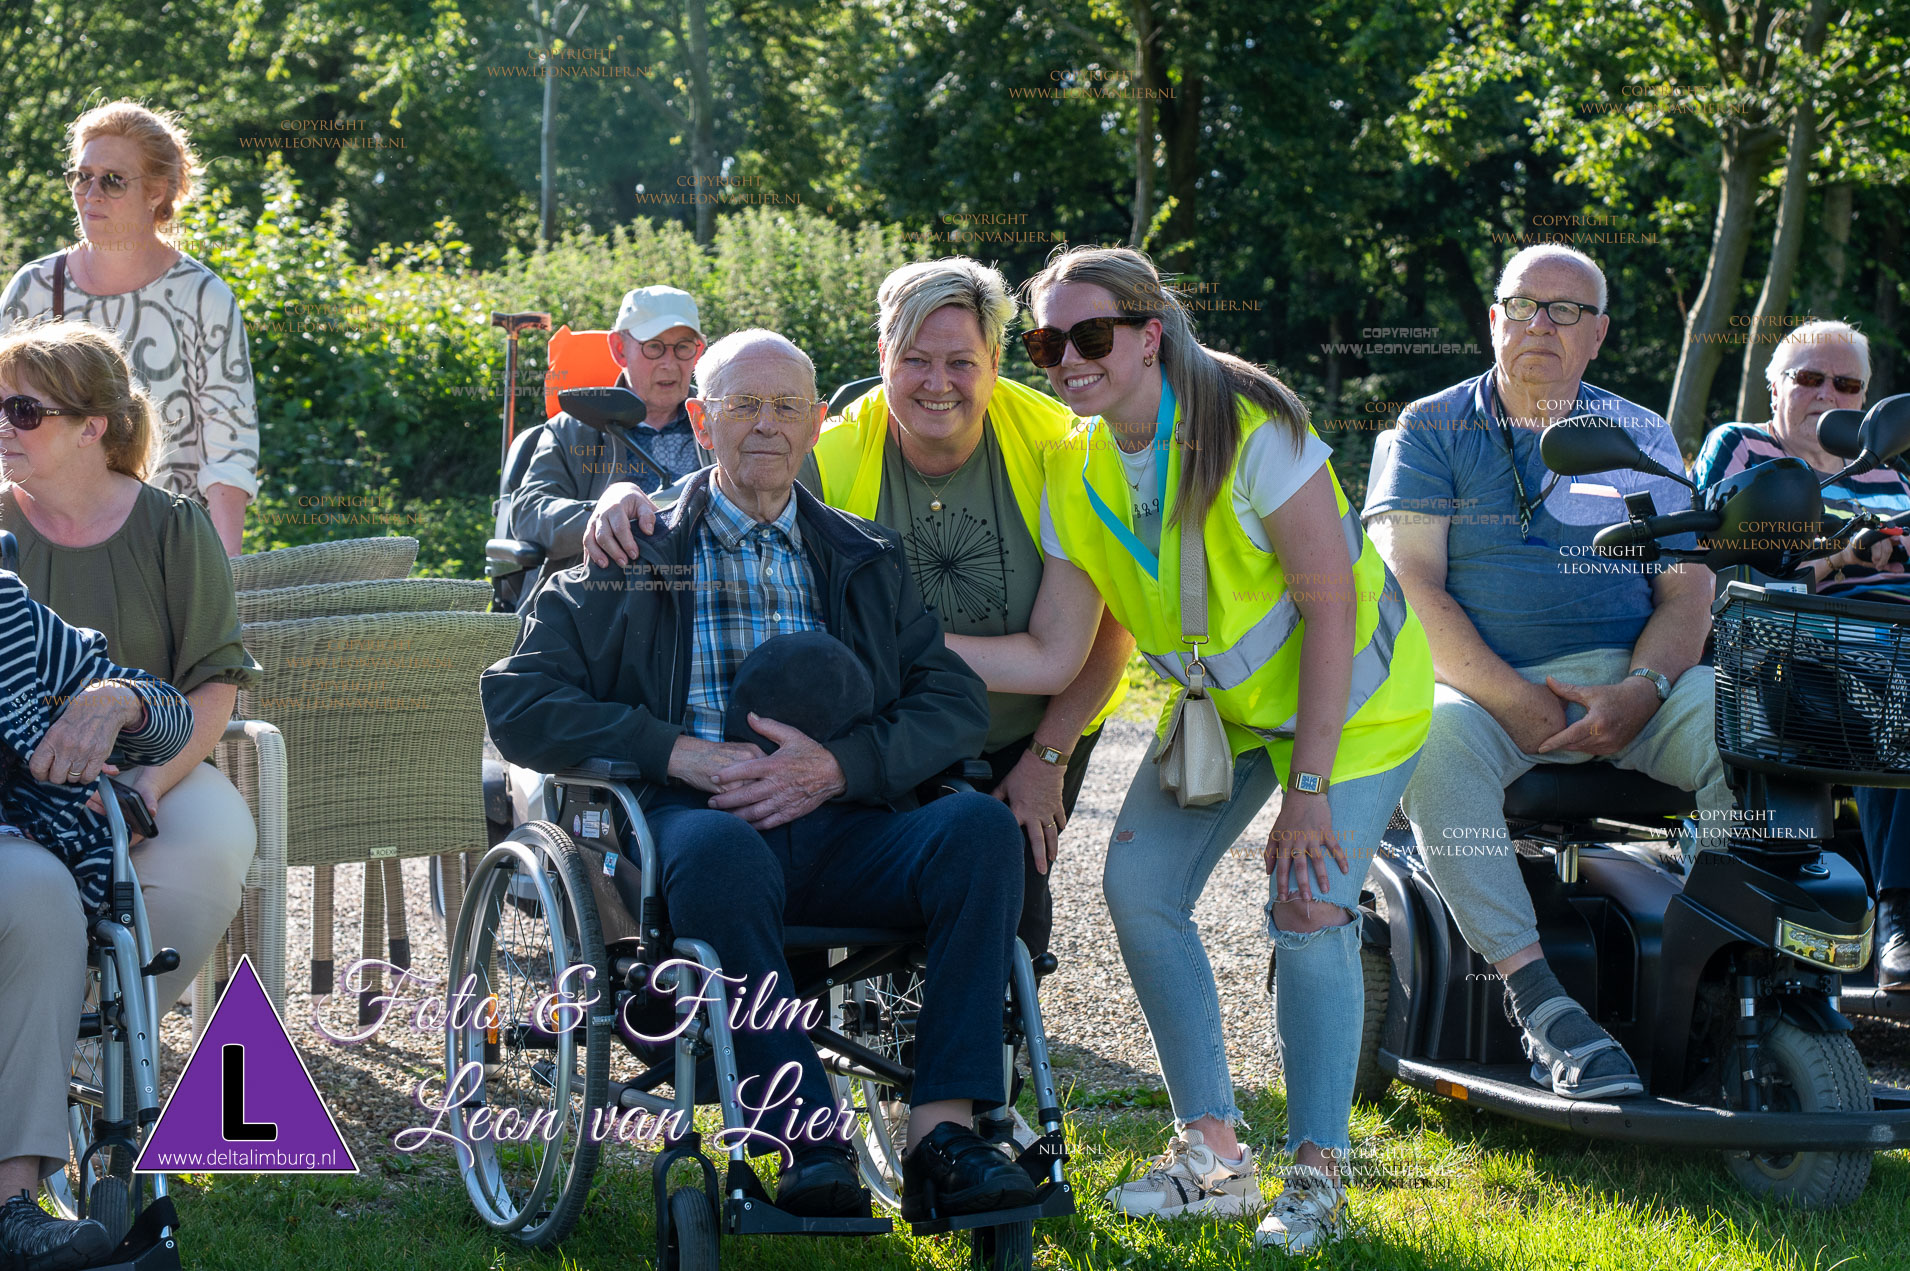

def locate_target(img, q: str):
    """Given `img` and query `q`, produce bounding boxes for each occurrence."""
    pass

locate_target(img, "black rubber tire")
[665,1186,719,1271]
[1721,1021,1872,1208]
[1353,943,1394,1104]
[971,1219,1034,1270]
[87,1175,132,1248]
[449,822,611,1247]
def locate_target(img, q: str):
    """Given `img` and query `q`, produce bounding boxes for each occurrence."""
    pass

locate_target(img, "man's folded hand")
[706,713,848,830]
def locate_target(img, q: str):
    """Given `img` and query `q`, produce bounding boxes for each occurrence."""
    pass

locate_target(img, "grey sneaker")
[1253,1163,1347,1253]
[0,1189,113,1271]
[1103,1128,1263,1219]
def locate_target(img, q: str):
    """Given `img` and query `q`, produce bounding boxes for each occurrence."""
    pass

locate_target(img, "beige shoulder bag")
[1149,506,1233,807]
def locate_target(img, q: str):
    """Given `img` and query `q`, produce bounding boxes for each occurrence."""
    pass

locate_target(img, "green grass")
[164,1081,1908,1270]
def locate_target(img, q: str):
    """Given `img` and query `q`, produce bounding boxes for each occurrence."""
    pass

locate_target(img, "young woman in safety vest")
[578,258,1133,966]
[959,246,1433,1252]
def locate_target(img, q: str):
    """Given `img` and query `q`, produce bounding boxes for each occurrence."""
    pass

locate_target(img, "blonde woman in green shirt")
[0,320,260,1014]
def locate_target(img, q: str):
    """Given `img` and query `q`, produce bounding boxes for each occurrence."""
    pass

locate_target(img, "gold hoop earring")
[1142,352,1156,368]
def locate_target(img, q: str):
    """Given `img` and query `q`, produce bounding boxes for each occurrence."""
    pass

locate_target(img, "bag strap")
[51,252,67,320]
[1178,495,1209,650]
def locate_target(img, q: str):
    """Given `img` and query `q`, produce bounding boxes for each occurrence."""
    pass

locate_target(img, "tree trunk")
[1665,124,1783,453]
[540,48,558,247]
[1434,234,1492,354]
[1735,100,1817,422]
[1808,180,1853,317]
[1875,200,1902,399]
[1128,0,1156,248]
[1150,58,1202,271]
[685,0,716,247]
[1323,310,1344,419]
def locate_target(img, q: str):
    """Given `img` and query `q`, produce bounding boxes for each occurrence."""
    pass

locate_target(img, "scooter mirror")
[1539,415,1646,476]
[1859,393,1910,464]
[1814,409,1865,461]
[1701,457,1825,567]
[559,385,648,432]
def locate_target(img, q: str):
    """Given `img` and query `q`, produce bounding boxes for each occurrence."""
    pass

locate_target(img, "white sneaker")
[1104,1128,1263,1219]
[1253,1163,1347,1253]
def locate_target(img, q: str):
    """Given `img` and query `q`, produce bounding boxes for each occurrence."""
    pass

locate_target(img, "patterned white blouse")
[0,251,260,502]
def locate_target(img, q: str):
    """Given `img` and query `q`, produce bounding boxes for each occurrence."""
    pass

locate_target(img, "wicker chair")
[229,537,419,592]
[237,577,490,625]
[226,609,521,1021]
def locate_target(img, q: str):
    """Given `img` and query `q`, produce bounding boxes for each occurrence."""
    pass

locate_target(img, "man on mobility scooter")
[482,328,1046,1222]
[1363,244,1733,1100]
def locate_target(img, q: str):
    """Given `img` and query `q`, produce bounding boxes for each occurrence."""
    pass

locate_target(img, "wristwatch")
[1628,666,1671,702]
[1291,771,1330,796]
[1030,743,1069,767]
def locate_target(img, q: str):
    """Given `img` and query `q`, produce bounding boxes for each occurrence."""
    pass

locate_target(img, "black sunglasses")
[0,395,86,431]
[1020,316,1147,368]
[1784,368,1865,395]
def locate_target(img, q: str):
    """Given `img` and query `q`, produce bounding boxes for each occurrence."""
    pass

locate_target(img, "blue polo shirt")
[1361,371,1694,668]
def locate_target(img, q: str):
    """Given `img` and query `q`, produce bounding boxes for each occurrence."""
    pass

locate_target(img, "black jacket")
[482,468,990,808]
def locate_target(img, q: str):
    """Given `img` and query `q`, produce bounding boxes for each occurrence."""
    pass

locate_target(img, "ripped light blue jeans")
[1102,747,1420,1155]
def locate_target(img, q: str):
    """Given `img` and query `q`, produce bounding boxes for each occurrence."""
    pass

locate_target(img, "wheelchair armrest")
[553,756,648,782]
[487,538,546,571]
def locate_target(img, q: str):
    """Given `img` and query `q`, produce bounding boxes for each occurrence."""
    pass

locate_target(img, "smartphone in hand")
[108,777,159,839]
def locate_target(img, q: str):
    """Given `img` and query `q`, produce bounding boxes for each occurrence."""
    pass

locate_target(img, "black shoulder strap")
[51,252,67,320]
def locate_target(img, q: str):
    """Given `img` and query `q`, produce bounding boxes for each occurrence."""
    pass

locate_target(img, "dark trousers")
[645,787,1024,1128]
[1857,786,1910,895]
[960,726,1103,959]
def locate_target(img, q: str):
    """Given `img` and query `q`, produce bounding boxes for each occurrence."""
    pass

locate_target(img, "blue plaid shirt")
[683,482,825,742]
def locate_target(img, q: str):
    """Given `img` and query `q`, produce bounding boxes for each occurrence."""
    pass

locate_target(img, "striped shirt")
[0,571,195,909]
[682,483,825,742]
[1693,422,1910,597]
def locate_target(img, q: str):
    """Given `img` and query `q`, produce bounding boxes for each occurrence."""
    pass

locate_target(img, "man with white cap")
[511,285,711,571]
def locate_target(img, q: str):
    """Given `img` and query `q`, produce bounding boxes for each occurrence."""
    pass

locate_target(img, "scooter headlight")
[1775,915,1872,972]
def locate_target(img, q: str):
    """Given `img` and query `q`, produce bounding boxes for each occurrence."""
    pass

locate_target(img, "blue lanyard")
[1082,377,1178,579]
[1474,373,1561,542]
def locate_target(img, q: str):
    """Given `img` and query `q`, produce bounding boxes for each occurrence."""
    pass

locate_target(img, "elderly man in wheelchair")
[478,328,1072,1261]
[0,571,193,1271]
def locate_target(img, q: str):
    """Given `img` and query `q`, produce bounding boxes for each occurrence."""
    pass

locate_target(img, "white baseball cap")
[614,285,704,343]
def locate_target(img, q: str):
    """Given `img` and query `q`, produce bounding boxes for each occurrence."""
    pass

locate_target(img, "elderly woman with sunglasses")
[0,320,261,1029]
[0,100,256,556]
[1693,320,1910,991]
[579,258,1135,973]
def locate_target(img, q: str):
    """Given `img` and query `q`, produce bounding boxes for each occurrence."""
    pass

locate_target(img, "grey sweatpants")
[1398,647,1733,964]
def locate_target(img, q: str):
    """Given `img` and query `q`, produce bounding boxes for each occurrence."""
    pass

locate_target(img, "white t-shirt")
[1040,423,1331,560]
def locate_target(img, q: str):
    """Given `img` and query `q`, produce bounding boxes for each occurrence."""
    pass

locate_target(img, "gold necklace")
[916,465,960,512]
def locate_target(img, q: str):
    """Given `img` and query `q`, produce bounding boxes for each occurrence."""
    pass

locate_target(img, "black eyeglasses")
[1784,367,1865,395]
[61,168,144,199]
[1498,296,1601,326]
[638,337,702,361]
[1020,316,1147,368]
[0,395,85,432]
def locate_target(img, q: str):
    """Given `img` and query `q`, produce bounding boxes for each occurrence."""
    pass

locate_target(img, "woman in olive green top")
[0,319,259,1013]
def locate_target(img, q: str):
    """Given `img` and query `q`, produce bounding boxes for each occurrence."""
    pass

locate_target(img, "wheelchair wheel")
[836,966,924,1207]
[446,822,611,1247]
[971,1219,1033,1270]
[663,1186,718,1271]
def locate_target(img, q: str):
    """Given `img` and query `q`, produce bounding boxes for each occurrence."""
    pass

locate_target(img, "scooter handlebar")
[1591,509,1721,557]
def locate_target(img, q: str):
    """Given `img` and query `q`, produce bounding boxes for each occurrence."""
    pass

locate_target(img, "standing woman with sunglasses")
[0,100,256,556]
[0,320,260,1030]
[957,246,1432,1252]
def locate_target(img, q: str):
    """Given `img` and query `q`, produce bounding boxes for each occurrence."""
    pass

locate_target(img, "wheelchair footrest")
[724,1196,892,1237]
[90,1197,183,1271]
[906,1180,1075,1235]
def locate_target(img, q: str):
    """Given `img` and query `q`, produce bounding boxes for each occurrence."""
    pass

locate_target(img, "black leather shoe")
[0,1189,112,1271]
[901,1122,1038,1222]
[1878,889,1910,991]
[775,1144,870,1218]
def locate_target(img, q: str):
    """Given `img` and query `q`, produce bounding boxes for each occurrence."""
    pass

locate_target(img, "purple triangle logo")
[136,955,358,1173]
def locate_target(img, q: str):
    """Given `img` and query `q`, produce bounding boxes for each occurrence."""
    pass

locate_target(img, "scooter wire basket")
[1711,580,1910,784]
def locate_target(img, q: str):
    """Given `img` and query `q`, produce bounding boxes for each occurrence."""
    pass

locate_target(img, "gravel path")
[152,715,1910,1166]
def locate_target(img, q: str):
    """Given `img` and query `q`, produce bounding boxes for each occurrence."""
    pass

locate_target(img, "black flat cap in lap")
[724,630,875,752]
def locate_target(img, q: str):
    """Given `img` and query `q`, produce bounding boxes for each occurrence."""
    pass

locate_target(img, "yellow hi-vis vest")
[1041,396,1432,782]
[813,378,1127,732]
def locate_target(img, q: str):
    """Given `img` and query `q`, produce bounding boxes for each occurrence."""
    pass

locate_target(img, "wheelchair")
[41,778,183,1270]
[441,758,1073,1269]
